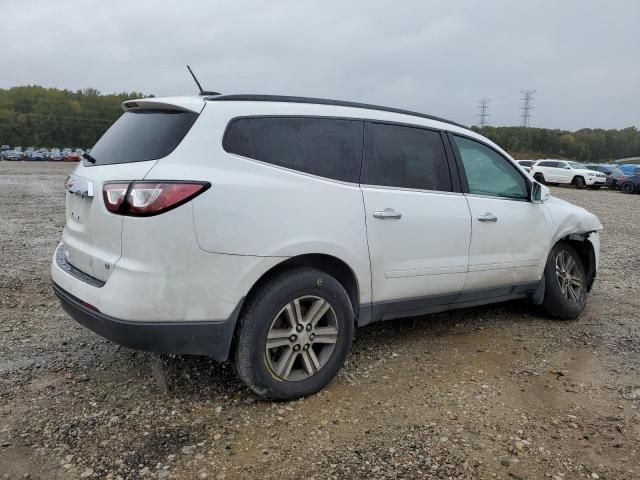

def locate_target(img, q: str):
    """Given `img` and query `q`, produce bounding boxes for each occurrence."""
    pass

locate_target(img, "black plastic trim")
[206,94,467,129]
[52,282,242,361]
[358,282,539,327]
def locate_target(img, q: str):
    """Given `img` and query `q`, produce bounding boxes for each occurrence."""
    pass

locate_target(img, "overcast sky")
[1,0,638,130]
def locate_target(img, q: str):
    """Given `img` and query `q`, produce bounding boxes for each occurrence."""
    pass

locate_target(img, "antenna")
[186,65,221,96]
[477,98,491,128]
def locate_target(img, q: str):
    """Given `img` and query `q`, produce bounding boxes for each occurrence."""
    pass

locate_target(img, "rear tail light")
[103,181,210,216]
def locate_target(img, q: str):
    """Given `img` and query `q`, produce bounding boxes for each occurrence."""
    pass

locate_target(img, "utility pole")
[520,90,536,127]
[477,98,491,128]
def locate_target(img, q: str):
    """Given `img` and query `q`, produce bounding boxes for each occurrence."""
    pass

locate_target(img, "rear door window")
[223,117,363,183]
[361,122,452,191]
[88,110,199,166]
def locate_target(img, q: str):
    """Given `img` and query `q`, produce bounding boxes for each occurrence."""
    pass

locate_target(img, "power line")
[477,98,491,128]
[520,90,536,127]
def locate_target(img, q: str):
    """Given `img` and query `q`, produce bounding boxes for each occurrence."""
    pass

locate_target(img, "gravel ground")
[1,162,639,480]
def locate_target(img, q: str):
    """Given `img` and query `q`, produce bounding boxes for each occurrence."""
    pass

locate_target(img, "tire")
[621,182,635,194]
[533,173,545,184]
[540,242,587,320]
[573,177,586,189]
[234,267,354,400]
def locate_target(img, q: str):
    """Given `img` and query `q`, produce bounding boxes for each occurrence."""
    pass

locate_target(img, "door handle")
[373,208,402,220]
[477,212,498,222]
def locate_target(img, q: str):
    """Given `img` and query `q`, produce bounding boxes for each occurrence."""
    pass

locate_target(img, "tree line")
[472,125,640,162]
[0,86,144,148]
[1,86,638,162]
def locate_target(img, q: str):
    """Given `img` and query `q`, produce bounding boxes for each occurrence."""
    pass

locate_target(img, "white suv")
[52,94,602,399]
[530,160,607,189]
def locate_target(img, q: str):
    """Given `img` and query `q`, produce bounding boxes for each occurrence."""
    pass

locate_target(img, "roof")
[203,94,467,129]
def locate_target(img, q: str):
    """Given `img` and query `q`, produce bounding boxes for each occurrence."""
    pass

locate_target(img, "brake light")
[102,181,210,216]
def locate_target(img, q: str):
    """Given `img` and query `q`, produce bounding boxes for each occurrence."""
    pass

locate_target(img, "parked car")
[584,164,627,189]
[50,149,63,161]
[28,151,46,161]
[4,150,22,161]
[516,160,535,173]
[64,152,81,162]
[619,164,640,176]
[1,145,10,152]
[51,94,602,399]
[618,175,640,194]
[530,160,606,189]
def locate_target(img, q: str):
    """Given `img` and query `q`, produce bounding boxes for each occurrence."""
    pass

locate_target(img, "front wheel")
[540,242,587,319]
[234,268,354,400]
[573,177,586,189]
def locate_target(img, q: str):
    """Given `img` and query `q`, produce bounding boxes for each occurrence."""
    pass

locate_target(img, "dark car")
[585,164,627,189]
[28,151,46,161]
[618,175,640,194]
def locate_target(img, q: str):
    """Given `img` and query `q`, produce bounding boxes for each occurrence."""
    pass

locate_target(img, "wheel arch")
[228,253,361,356]
[558,234,597,291]
[534,234,597,306]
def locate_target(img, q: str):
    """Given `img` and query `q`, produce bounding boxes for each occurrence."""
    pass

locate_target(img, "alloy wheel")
[265,296,338,381]
[555,250,583,304]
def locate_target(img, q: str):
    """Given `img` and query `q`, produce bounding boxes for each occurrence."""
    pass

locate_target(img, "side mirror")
[530,181,550,203]
[564,165,571,169]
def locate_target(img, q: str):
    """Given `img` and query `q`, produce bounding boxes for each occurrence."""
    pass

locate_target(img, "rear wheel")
[621,181,635,194]
[540,242,587,319]
[573,176,586,189]
[234,268,354,400]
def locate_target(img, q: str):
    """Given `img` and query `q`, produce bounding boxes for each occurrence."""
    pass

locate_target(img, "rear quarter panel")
[143,102,373,304]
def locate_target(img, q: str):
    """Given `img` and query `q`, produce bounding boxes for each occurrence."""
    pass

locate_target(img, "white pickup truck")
[530,160,607,189]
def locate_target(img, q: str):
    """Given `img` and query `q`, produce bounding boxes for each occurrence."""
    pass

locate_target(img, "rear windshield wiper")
[82,153,97,164]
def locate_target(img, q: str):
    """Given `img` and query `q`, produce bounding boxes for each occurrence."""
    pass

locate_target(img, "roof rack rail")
[204,94,466,129]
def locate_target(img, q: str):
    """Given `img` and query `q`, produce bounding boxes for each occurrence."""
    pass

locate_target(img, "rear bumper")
[52,281,242,361]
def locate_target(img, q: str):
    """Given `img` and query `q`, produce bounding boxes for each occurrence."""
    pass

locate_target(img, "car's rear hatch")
[60,97,204,283]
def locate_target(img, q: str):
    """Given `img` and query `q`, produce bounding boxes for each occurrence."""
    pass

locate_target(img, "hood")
[544,196,603,243]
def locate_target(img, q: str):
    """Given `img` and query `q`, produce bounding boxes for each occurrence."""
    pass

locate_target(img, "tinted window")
[88,110,198,166]
[361,123,451,191]
[223,117,363,183]
[537,161,555,167]
[453,136,528,200]
[518,160,534,167]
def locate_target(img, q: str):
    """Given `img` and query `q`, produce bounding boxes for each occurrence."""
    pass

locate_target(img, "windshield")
[86,109,199,166]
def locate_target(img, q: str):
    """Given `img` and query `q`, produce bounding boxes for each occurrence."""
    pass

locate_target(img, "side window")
[453,135,528,200]
[223,117,363,183]
[361,122,452,191]
[538,161,553,167]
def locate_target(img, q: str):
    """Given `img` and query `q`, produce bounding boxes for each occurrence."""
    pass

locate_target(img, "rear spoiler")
[121,96,206,114]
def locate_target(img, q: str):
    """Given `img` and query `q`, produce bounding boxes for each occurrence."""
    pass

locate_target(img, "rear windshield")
[86,110,198,166]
